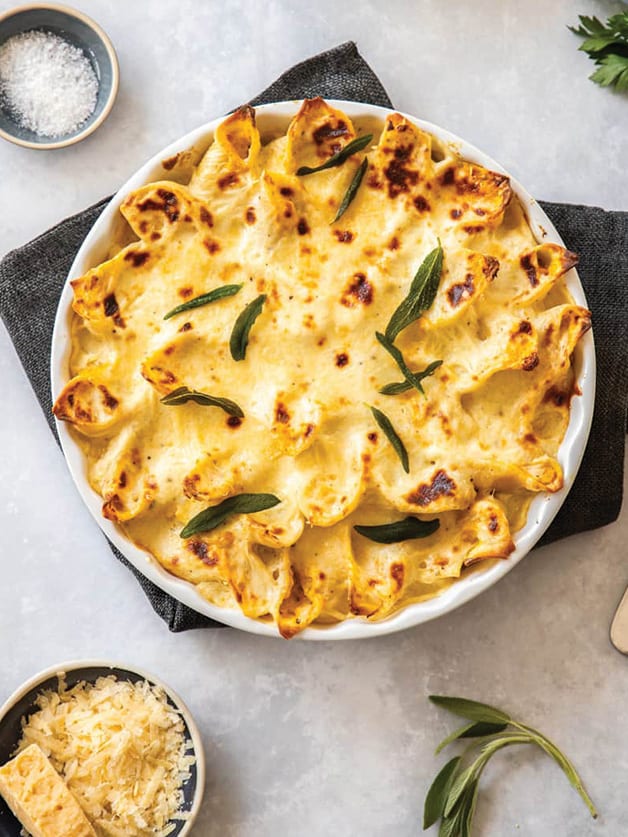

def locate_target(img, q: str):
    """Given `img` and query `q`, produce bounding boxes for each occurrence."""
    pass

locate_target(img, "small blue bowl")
[0,661,205,835]
[0,3,119,149]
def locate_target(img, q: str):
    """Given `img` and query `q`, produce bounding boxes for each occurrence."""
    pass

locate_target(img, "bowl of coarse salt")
[0,3,118,149]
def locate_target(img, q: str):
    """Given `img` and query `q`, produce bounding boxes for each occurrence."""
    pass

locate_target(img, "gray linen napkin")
[0,43,626,631]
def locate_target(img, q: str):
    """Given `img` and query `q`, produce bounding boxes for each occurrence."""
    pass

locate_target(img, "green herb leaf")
[423,757,461,829]
[163,284,242,320]
[385,242,443,341]
[375,332,423,393]
[590,53,628,91]
[571,11,628,91]
[375,332,442,397]
[424,696,599,833]
[443,759,483,820]
[160,386,244,417]
[296,133,373,176]
[511,723,599,819]
[379,360,443,396]
[439,779,478,837]
[429,695,511,725]
[229,294,266,361]
[460,779,479,837]
[368,405,409,473]
[438,812,462,837]
[439,786,476,837]
[180,492,281,538]
[435,721,508,755]
[378,380,413,395]
[444,736,529,817]
[332,157,368,223]
[569,15,612,40]
[354,516,439,544]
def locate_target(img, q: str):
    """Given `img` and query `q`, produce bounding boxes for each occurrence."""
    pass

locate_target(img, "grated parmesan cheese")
[15,675,195,837]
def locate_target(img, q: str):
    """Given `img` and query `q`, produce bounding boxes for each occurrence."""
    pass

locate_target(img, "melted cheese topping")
[54,99,590,637]
[16,676,193,836]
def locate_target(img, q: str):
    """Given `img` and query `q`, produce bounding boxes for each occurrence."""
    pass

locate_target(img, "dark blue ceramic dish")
[0,4,119,148]
[0,661,205,835]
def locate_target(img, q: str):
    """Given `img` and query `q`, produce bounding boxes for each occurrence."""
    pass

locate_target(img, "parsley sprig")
[570,13,628,91]
[424,695,598,835]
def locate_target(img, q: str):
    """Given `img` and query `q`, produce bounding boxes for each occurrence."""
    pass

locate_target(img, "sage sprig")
[354,516,439,544]
[379,360,443,396]
[160,386,244,417]
[296,133,373,176]
[376,332,441,397]
[229,294,266,361]
[385,242,443,341]
[369,405,409,473]
[332,157,368,223]
[163,283,242,320]
[180,492,281,538]
[423,695,598,835]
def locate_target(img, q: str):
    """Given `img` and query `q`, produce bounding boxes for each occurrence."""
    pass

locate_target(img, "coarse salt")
[0,30,99,138]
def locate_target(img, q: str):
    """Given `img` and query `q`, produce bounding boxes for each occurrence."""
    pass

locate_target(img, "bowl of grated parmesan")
[0,4,118,149]
[0,661,205,836]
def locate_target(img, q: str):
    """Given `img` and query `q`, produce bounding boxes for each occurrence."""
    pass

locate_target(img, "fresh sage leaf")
[441,779,477,837]
[379,380,413,396]
[443,759,483,820]
[376,332,423,393]
[459,721,509,739]
[443,737,527,818]
[423,757,461,830]
[229,294,266,361]
[369,405,409,473]
[438,801,468,837]
[435,721,508,755]
[453,735,532,817]
[163,283,242,320]
[379,360,443,396]
[429,696,511,725]
[460,780,480,837]
[438,814,460,837]
[160,386,244,417]
[354,516,439,545]
[425,696,599,834]
[332,157,368,223]
[435,723,477,756]
[296,133,373,176]
[385,242,443,341]
[376,332,442,397]
[511,723,598,819]
[180,492,281,538]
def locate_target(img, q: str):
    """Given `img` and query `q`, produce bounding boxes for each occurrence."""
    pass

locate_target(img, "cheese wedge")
[0,744,95,837]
